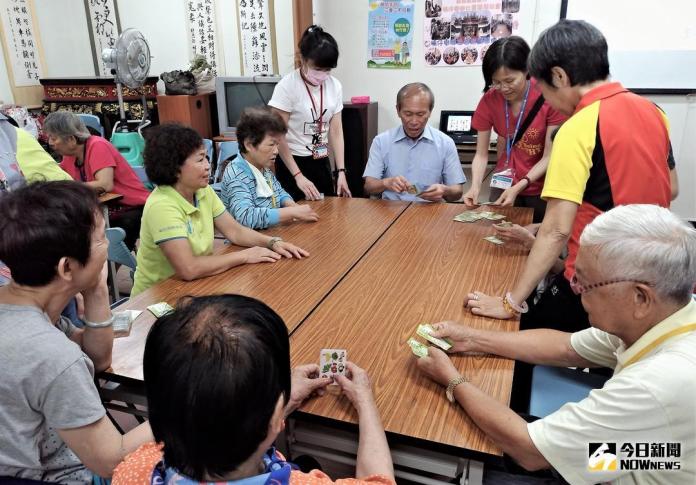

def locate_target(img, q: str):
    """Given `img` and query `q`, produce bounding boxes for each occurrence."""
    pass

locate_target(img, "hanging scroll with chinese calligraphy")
[0,0,43,87]
[185,0,221,75]
[236,0,277,75]
[84,0,120,76]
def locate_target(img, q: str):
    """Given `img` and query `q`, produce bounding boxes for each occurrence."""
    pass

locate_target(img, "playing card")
[495,221,513,228]
[416,324,453,351]
[317,193,325,200]
[453,210,483,223]
[319,349,347,378]
[112,310,142,334]
[407,338,429,358]
[483,235,505,245]
[406,184,419,195]
[147,302,174,318]
[484,213,507,221]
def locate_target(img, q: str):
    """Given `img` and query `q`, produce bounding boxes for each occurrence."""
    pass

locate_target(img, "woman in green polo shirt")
[131,124,309,296]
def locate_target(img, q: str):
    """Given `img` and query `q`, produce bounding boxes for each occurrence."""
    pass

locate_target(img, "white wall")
[0,0,296,101]
[313,0,561,133]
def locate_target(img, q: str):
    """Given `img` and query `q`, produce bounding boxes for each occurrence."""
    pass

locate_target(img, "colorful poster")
[367,0,414,69]
[423,0,519,67]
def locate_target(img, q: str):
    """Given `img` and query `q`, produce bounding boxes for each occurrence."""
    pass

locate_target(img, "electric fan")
[102,28,152,167]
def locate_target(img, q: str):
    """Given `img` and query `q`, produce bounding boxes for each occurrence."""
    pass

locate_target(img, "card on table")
[147,302,174,318]
[483,235,505,245]
[407,337,429,358]
[319,349,347,378]
[416,324,453,351]
[112,309,142,334]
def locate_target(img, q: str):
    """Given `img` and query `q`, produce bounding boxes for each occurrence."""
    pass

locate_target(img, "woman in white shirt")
[269,25,351,200]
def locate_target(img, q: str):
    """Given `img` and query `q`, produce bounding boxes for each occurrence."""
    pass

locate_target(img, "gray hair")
[43,111,91,143]
[580,205,696,302]
[396,82,435,111]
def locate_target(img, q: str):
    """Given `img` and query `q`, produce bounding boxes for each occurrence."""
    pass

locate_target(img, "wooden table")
[289,204,532,457]
[105,197,409,383]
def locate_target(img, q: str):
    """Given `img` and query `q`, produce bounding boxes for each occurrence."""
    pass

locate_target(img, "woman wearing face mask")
[463,36,566,223]
[269,25,351,201]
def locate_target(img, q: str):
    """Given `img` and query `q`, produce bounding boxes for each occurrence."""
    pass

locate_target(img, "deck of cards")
[112,309,142,334]
[416,324,453,351]
[407,183,428,196]
[483,235,505,245]
[319,349,347,378]
[453,210,507,223]
[407,338,429,358]
[147,302,174,318]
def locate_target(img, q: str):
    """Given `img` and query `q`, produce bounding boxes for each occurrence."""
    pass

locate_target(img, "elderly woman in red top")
[463,36,566,223]
[44,111,150,250]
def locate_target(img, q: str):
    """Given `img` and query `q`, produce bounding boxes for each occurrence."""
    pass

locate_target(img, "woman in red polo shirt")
[463,36,566,222]
[44,111,150,250]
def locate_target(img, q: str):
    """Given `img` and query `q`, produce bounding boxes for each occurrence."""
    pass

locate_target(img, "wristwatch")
[446,375,468,403]
[267,236,283,250]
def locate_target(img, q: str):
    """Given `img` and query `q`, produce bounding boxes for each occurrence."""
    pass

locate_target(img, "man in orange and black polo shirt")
[464,20,675,409]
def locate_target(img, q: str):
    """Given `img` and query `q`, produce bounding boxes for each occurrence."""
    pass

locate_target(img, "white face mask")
[304,67,330,85]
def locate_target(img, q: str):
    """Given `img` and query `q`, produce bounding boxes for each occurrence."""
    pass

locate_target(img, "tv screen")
[446,114,472,133]
[224,80,278,128]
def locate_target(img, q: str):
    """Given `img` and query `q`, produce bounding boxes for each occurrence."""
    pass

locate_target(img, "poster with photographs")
[367,0,414,69]
[423,0,519,67]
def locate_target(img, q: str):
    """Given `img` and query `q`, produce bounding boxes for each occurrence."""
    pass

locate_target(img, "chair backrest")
[215,141,239,183]
[106,227,137,279]
[132,165,153,191]
[203,138,214,163]
[77,113,105,137]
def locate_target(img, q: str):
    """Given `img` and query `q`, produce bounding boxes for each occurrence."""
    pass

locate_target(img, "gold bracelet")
[446,375,468,403]
[502,296,520,317]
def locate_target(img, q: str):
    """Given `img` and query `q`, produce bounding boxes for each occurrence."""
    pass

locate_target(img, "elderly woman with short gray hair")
[43,111,150,250]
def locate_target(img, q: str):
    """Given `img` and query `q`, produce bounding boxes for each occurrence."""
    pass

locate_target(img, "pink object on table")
[350,96,370,104]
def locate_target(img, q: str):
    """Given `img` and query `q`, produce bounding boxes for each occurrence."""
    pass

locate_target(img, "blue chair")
[203,138,214,164]
[105,227,137,301]
[132,165,153,191]
[528,366,610,418]
[77,113,105,137]
[211,140,239,193]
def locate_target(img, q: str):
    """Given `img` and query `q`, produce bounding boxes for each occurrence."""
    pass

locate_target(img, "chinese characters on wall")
[185,0,220,75]
[0,0,42,86]
[86,0,119,76]
[237,0,275,75]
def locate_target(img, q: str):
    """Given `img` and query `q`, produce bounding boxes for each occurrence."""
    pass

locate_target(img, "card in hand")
[319,348,347,378]
[416,324,453,351]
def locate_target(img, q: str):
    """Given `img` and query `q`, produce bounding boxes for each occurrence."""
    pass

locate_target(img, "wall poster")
[367,0,414,69]
[85,0,120,76]
[423,0,519,67]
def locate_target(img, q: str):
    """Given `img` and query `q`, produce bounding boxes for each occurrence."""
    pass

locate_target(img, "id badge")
[311,143,329,159]
[303,122,322,135]
[490,168,514,190]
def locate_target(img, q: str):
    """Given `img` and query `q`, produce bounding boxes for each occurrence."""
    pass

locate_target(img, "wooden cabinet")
[156,93,215,139]
[342,101,378,198]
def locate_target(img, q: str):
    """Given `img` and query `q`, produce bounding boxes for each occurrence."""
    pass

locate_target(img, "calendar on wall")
[0,0,42,87]
[185,0,222,74]
[84,0,121,77]
[236,0,277,75]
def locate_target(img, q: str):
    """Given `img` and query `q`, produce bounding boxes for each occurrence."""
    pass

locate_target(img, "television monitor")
[215,75,281,137]
[439,110,477,144]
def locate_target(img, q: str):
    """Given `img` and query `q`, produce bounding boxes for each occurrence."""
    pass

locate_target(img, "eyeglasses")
[569,274,653,296]
[488,79,519,90]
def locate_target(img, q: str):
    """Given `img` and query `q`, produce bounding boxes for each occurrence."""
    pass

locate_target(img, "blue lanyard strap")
[504,81,531,166]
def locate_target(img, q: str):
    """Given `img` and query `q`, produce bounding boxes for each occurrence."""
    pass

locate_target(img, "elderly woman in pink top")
[44,111,150,250]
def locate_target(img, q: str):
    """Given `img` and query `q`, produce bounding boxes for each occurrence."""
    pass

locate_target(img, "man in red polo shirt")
[464,20,676,410]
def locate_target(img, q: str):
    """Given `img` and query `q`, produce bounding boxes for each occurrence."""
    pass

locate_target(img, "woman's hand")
[493,223,535,250]
[462,185,481,207]
[286,364,333,415]
[465,291,515,319]
[295,173,322,200]
[272,240,310,259]
[335,362,376,412]
[429,321,480,353]
[336,171,352,197]
[415,347,461,387]
[240,247,282,264]
[290,205,319,222]
[493,184,523,206]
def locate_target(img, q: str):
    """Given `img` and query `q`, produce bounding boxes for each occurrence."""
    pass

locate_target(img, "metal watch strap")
[267,236,283,250]
[446,375,468,403]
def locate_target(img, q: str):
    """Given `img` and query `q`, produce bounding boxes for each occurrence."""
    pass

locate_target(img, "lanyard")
[264,171,277,208]
[504,81,531,167]
[622,322,696,370]
[303,81,324,134]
